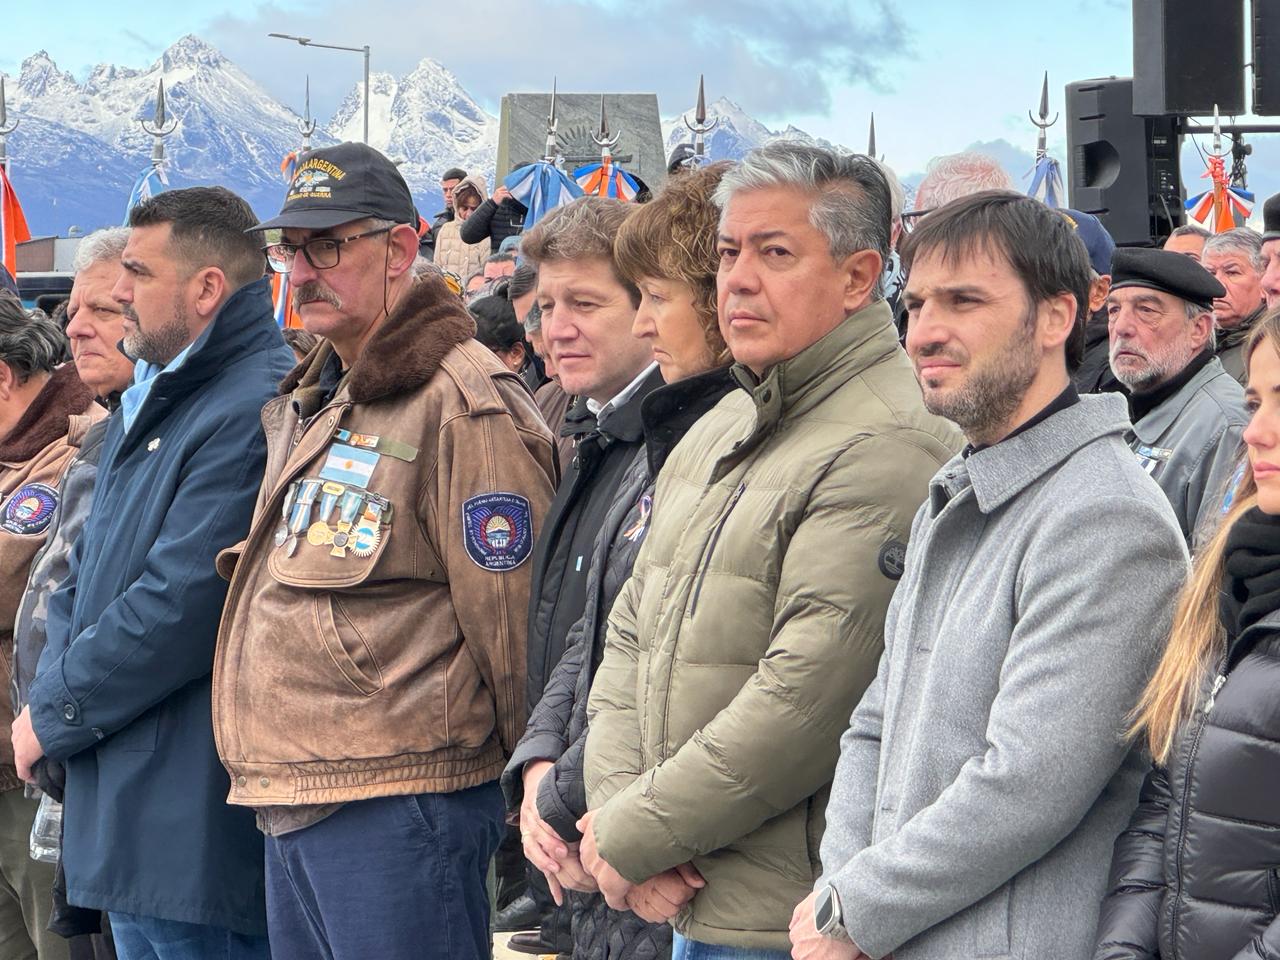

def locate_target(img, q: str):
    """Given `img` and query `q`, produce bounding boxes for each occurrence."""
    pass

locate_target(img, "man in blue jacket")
[10,187,294,960]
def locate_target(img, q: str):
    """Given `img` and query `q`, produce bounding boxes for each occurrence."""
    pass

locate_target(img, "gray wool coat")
[818,393,1190,960]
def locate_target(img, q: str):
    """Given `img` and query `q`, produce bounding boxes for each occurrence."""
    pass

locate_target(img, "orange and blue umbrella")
[573,155,640,202]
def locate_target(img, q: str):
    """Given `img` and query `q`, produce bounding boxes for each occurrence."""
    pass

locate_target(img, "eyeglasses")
[901,209,935,234]
[263,226,393,274]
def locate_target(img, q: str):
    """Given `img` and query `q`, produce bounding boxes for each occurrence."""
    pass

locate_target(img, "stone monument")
[496,90,666,192]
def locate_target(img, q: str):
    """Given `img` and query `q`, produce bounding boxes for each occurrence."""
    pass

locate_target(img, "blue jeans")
[672,931,793,960]
[264,783,505,960]
[108,912,270,960]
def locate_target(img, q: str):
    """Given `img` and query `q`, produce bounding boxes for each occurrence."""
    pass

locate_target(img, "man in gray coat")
[1107,247,1247,544]
[789,192,1189,960]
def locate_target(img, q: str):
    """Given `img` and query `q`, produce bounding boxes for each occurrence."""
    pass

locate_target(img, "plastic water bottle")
[29,794,62,864]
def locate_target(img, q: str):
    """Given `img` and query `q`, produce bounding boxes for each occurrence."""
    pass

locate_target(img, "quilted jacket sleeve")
[500,616,586,812]
[1093,764,1173,960]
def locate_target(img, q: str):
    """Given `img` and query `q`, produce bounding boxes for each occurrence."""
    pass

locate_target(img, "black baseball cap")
[250,142,417,232]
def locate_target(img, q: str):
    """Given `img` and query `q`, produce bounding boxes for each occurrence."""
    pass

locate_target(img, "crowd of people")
[0,133,1278,960]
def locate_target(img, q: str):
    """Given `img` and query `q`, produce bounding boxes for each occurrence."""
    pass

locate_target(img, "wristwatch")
[814,884,853,943]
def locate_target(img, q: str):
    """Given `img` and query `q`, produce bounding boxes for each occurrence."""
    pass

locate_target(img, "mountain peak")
[17,51,77,99]
[160,34,227,71]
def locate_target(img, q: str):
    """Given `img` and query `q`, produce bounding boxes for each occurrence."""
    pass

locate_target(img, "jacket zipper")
[688,482,747,617]
[1169,669,1227,959]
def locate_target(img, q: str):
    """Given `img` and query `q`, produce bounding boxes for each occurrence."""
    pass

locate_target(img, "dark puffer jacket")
[460,195,527,252]
[1094,618,1280,959]
[503,367,734,960]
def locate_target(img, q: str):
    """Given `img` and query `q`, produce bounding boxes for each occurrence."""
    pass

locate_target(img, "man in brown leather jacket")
[213,142,556,960]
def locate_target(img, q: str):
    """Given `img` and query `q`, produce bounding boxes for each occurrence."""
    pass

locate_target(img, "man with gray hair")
[1202,227,1267,382]
[1107,247,1247,543]
[578,142,961,957]
[1163,222,1212,262]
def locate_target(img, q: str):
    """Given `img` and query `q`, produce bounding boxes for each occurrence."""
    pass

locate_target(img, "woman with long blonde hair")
[1094,310,1280,959]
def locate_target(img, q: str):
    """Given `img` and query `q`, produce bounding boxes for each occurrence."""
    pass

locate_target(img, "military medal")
[319,481,345,524]
[350,497,386,559]
[330,489,367,557]
[274,481,299,547]
[307,521,335,546]
[286,479,322,557]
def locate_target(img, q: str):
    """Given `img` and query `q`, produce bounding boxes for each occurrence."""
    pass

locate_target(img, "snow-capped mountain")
[4,37,860,240]
[662,96,848,162]
[2,36,331,236]
[328,58,498,210]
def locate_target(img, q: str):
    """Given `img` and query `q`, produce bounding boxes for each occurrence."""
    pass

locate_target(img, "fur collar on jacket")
[280,272,477,418]
[0,363,98,463]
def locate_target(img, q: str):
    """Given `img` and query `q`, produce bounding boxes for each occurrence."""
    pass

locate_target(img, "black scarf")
[1220,507,1280,641]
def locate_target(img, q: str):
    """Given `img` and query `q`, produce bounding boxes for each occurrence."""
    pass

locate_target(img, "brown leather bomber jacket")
[212,275,556,808]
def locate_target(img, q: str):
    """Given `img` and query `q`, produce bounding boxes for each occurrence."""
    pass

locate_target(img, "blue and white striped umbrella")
[505,161,584,231]
[1026,153,1063,208]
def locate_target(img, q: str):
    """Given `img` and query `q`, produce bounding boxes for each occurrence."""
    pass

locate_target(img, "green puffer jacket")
[583,300,962,950]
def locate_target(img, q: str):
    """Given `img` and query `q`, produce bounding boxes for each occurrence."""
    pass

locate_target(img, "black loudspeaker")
[1133,0,1245,116]
[1066,78,1184,247]
[1254,0,1280,114]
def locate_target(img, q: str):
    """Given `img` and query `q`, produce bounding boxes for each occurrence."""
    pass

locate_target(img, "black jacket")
[28,278,294,935]
[525,367,664,713]
[1075,310,1123,395]
[1094,613,1280,956]
[460,196,528,252]
[504,366,733,960]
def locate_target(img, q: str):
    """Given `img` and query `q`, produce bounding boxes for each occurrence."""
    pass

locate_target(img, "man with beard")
[792,191,1186,960]
[12,187,295,960]
[1203,228,1267,383]
[1107,248,1247,544]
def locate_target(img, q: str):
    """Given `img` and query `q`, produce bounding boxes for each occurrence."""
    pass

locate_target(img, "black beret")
[1264,192,1280,242]
[1109,247,1225,310]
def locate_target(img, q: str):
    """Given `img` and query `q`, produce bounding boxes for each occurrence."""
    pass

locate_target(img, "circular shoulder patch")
[878,540,907,581]
[2,483,59,536]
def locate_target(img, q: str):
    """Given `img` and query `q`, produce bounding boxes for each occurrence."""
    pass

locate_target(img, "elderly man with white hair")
[911,151,1017,213]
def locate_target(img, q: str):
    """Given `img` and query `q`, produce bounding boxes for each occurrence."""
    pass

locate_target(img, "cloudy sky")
[4,0,1270,179]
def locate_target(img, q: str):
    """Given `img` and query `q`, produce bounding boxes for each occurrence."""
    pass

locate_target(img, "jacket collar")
[1131,356,1231,441]
[281,272,476,420]
[640,365,735,477]
[119,277,286,443]
[930,392,1132,516]
[0,363,97,463]
[1218,303,1266,354]
[730,299,900,450]
[594,365,665,445]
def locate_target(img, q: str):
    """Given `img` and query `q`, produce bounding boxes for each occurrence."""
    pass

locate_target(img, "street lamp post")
[268,33,371,145]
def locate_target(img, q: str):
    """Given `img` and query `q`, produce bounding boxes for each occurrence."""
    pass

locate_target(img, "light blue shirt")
[119,343,193,434]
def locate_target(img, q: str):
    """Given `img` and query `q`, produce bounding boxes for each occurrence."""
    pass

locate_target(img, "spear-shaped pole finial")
[1027,70,1058,157]
[299,75,317,152]
[1213,103,1223,157]
[140,78,178,166]
[592,93,622,155]
[0,78,18,174]
[683,74,719,159]
[544,76,559,162]
[868,113,877,159]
